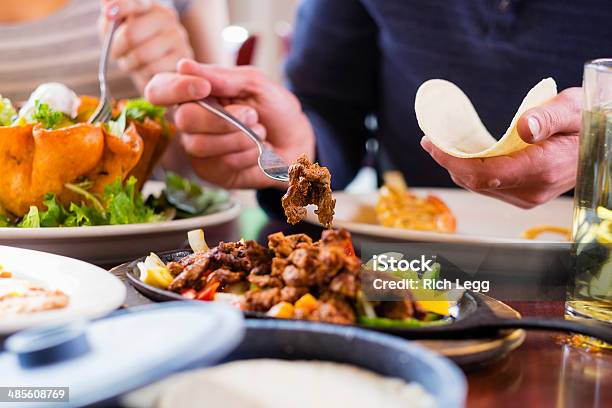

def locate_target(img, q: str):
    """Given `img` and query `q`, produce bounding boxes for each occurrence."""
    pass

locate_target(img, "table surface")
[467,301,611,408]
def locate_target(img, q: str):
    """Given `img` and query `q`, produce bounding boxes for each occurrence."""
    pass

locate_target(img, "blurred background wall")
[225,0,299,80]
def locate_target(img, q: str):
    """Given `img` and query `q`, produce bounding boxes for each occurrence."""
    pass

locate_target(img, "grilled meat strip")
[168,240,273,292]
[281,154,335,228]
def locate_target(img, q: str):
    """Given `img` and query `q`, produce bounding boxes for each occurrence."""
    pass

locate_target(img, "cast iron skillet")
[126,250,612,343]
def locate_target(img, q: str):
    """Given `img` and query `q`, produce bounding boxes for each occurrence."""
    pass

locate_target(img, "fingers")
[145,72,211,105]
[175,103,258,134]
[111,7,179,60]
[421,135,577,208]
[420,137,529,190]
[182,125,265,158]
[517,87,582,143]
[102,0,154,20]
[178,59,265,97]
[117,30,191,76]
[188,150,261,184]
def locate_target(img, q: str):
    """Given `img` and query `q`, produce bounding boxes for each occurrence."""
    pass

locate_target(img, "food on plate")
[0,267,69,317]
[0,82,175,220]
[521,225,571,240]
[375,172,456,233]
[154,359,435,408]
[145,172,231,221]
[137,229,449,326]
[282,154,335,228]
[415,77,557,158]
[0,169,230,228]
[0,84,231,228]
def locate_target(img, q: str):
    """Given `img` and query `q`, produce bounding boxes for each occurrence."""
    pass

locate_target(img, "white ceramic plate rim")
[305,188,572,245]
[0,245,126,334]
[0,201,240,239]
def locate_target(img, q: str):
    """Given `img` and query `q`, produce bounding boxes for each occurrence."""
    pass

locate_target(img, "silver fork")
[88,20,118,124]
[195,97,290,182]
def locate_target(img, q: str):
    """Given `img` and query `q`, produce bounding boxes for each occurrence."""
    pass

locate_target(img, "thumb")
[517,87,582,143]
[178,59,262,98]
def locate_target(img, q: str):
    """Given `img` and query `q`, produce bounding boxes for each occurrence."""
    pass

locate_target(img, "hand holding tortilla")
[415,78,558,158]
[418,81,581,208]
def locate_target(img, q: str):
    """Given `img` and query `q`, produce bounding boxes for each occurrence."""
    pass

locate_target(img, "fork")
[88,20,118,124]
[195,97,290,182]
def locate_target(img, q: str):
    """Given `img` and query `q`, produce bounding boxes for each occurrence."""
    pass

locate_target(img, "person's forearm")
[181,0,230,65]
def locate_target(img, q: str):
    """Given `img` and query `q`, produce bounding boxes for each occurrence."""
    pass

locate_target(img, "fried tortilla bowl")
[0,97,174,217]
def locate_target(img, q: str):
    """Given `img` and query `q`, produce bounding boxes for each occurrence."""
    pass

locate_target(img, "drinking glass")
[567,59,612,339]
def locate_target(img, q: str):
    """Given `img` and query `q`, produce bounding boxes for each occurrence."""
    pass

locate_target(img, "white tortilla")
[415,78,557,158]
[154,359,435,408]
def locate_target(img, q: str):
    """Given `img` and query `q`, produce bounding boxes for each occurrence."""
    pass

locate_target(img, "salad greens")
[0,96,16,126]
[124,98,166,122]
[105,99,166,137]
[7,173,230,228]
[106,109,127,137]
[147,172,231,219]
[31,101,74,129]
[18,177,161,228]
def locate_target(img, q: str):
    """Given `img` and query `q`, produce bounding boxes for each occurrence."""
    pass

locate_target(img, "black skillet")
[125,250,612,344]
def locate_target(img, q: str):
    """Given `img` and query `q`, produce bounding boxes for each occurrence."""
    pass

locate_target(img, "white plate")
[306,188,573,245]
[0,246,125,334]
[0,182,241,265]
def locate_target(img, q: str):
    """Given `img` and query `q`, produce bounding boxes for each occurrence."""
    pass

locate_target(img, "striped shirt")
[0,0,190,102]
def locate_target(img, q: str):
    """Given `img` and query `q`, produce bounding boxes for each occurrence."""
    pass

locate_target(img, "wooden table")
[466,301,611,407]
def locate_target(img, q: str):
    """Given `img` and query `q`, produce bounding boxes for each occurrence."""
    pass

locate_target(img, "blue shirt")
[259,0,612,216]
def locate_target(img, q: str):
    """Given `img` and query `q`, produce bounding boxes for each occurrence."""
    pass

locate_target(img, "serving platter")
[306,188,573,245]
[0,182,241,266]
[113,256,526,367]
[0,246,125,335]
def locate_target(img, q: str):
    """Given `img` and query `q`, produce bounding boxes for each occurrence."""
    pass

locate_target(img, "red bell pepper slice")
[196,281,220,301]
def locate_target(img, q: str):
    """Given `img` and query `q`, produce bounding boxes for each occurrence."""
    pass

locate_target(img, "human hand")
[98,0,194,91]
[145,59,315,189]
[421,88,582,208]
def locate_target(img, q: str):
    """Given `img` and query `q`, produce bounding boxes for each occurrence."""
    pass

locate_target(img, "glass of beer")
[568,59,612,341]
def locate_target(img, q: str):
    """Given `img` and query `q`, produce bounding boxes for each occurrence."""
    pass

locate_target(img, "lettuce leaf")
[64,202,103,227]
[0,216,10,227]
[18,206,41,228]
[0,96,16,126]
[124,98,166,122]
[106,109,127,136]
[31,101,73,129]
[156,172,230,218]
[39,194,66,227]
[105,176,160,224]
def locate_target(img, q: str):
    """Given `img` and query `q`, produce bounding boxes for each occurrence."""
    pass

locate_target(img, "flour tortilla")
[155,359,435,408]
[415,78,557,158]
